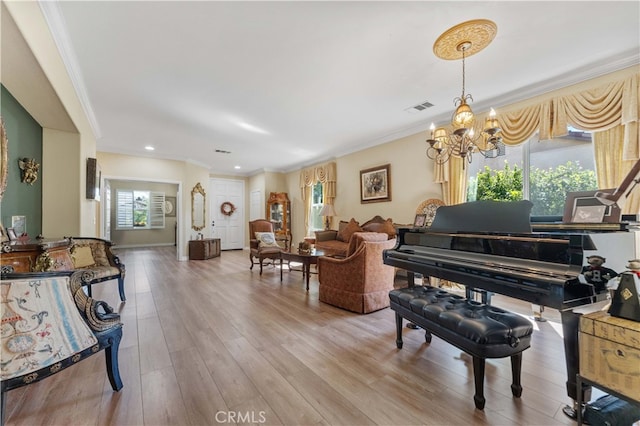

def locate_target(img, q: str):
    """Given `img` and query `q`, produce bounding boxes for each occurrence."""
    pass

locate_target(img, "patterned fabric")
[318,237,397,314]
[1,276,97,380]
[255,232,280,248]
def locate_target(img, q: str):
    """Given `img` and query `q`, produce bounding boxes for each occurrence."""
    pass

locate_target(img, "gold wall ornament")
[18,157,40,185]
[191,182,206,231]
[0,119,7,200]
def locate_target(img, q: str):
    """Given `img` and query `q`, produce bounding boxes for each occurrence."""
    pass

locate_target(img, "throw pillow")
[255,232,281,248]
[337,218,362,243]
[71,245,95,268]
[335,220,349,241]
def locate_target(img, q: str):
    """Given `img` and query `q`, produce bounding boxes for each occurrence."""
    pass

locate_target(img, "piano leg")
[560,309,591,419]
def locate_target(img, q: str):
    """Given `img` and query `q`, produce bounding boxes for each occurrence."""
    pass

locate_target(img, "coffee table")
[280,249,337,291]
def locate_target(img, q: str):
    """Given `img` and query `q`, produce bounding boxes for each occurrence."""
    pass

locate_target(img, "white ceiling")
[42,1,639,176]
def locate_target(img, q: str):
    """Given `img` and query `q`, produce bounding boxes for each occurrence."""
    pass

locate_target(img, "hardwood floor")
[4,247,591,425]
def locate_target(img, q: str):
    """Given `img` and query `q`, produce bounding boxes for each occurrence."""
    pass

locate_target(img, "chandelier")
[426,19,504,168]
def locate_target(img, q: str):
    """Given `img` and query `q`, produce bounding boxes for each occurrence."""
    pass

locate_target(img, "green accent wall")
[1,85,43,237]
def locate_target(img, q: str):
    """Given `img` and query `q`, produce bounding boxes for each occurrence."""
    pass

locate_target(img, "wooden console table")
[188,238,221,260]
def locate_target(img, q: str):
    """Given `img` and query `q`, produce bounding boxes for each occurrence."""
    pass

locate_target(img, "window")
[467,128,597,216]
[116,190,165,229]
[309,182,324,234]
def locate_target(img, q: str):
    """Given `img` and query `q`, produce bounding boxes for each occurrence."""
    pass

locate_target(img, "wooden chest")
[579,311,640,401]
[188,238,220,260]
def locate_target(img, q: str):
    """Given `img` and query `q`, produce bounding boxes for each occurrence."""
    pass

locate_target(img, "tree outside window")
[467,129,597,216]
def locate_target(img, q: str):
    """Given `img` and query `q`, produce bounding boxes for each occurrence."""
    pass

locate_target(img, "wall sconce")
[18,158,39,185]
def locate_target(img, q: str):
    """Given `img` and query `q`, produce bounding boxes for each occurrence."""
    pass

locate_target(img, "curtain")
[299,161,337,235]
[438,156,467,206]
[593,125,640,215]
[435,73,640,205]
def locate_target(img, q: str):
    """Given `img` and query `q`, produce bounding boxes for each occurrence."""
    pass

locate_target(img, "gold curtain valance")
[299,161,336,202]
[494,73,639,159]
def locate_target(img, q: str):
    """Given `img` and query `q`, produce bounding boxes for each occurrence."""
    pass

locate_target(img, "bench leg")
[118,277,126,302]
[395,312,403,349]
[425,331,432,343]
[510,353,523,398]
[472,356,486,410]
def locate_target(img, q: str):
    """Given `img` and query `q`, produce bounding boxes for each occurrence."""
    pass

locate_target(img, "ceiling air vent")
[215,149,231,154]
[405,100,434,114]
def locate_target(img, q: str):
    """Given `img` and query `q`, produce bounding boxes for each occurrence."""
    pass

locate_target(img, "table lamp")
[319,204,337,230]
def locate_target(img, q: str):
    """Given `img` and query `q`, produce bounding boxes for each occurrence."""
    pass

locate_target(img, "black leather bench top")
[390,286,533,355]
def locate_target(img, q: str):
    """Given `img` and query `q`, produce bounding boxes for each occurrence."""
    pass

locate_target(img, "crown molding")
[39,0,102,139]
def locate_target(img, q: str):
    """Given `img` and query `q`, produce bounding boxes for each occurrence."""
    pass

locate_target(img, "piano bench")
[389,286,533,410]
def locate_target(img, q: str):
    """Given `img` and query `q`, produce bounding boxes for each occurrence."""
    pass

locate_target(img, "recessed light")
[234,165,241,169]
[145,145,155,151]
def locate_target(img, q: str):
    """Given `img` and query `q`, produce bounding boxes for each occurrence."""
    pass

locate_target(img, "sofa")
[318,232,397,313]
[314,215,396,257]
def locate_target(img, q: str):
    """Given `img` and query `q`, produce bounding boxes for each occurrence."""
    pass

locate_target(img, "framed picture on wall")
[360,164,391,203]
[86,157,101,201]
[11,215,26,236]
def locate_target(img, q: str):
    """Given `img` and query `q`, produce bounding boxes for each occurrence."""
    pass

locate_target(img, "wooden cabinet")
[188,238,220,260]
[267,192,291,240]
[1,238,74,272]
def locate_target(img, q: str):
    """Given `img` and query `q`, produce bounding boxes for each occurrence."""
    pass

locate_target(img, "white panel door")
[210,178,244,250]
[250,189,263,221]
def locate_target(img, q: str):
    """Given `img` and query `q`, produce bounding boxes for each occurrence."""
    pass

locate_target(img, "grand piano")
[383,200,607,416]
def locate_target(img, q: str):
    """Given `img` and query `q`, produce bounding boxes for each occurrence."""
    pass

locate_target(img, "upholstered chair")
[248,219,289,274]
[317,232,397,313]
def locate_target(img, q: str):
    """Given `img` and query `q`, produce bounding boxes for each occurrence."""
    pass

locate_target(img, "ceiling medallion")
[425,19,504,168]
[433,19,497,61]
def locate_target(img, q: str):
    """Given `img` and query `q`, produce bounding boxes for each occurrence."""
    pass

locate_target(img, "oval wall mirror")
[191,182,206,231]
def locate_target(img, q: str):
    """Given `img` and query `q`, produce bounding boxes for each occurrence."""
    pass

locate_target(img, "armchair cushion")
[71,245,95,268]
[346,231,389,257]
[255,231,280,248]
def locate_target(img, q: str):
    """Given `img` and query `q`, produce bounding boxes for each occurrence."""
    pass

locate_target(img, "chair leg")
[259,257,264,275]
[118,277,126,302]
[104,328,124,391]
[249,253,254,270]
[87,284,92,298]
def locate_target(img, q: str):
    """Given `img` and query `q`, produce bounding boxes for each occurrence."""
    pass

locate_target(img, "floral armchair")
[248,219,290,275]
[317,232,397,314]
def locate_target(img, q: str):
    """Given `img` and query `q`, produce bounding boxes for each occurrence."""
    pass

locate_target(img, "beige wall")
[98,152,210,259]
[285,131,443,243]
[4,2,98,237]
